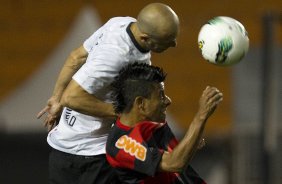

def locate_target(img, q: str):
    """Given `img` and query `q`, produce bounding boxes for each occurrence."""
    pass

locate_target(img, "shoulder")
[103,16,136,32]
[107,16,136,24]
[91,17,136,54]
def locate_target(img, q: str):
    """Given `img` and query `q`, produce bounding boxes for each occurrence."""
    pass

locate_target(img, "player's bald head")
[137,3,179,40]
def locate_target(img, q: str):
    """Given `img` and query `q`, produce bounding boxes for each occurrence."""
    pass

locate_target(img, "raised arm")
[51,45,88,103]
[37,45,88,131]
[159,86,223,172]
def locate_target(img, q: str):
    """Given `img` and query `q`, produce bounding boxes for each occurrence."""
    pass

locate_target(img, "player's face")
[143,82,171,122]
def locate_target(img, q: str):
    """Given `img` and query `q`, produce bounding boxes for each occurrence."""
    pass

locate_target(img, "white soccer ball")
[198,16,249,66]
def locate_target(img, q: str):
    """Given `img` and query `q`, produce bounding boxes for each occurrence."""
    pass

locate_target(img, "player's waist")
[47,133,108,156]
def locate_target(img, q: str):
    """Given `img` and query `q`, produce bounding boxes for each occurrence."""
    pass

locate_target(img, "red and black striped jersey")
[106,119,206,184]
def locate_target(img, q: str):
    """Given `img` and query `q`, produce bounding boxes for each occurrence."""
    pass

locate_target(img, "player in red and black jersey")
[106,63,223,184]
[107,119,207,183]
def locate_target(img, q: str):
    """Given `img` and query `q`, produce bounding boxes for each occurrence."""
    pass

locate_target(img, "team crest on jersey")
[115,135,147,161]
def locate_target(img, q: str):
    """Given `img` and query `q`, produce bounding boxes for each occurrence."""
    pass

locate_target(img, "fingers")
[44,115,55,127]
[37,106,49,119]
[48,122,57,132]
[44,115,58,132]
[38,98,61,131]
[198,86,223,118]
[204,86,219,96]
[203,86,223,104]
[208,91,223,106]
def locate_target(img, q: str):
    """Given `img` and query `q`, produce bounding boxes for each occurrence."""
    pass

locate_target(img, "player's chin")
[158,114,166,122]
[152,47,168,53]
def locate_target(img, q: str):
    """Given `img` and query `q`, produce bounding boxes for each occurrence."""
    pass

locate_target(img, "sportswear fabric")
[49,148,117,184]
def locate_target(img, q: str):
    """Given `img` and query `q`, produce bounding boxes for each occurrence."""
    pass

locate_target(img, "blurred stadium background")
[0,0,281,183]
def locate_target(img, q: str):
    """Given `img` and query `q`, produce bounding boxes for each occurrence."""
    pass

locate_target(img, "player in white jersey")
[37,3,179,184]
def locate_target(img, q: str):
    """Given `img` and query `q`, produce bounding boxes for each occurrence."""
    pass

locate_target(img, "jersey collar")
[116,118,132,131]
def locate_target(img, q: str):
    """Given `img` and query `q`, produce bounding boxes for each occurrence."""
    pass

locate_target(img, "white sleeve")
[72,44,127,95]
[83,27,104,53]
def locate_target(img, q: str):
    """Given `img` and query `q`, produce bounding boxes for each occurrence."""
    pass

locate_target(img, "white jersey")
[47,17,151,156]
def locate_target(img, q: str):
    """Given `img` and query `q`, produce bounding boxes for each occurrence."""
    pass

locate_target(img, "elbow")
[69,51,80,63]
[160,153,187,172]
[167,161,186,173]
[161,161,186,173]
[68,49,87,68]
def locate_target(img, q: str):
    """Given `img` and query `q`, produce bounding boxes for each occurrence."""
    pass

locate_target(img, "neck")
[119,113,144,127]
[130,23,148,51]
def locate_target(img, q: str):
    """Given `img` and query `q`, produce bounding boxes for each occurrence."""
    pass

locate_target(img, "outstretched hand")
[37,97,63,132]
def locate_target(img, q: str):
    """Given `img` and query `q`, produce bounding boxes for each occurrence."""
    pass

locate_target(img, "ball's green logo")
[207,17,223,25]
[216,37,233,63]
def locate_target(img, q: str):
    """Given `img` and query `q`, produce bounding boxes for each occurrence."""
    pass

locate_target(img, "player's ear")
[140,33,150,42]
[135,96,146,113]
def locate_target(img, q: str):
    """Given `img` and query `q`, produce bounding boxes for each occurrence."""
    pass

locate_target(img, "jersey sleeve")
[83,26,104,53]
[153,123,179,151]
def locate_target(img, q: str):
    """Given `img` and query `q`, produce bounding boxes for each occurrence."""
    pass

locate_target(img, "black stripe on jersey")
[133,143,162,176]
[152,123,177,151]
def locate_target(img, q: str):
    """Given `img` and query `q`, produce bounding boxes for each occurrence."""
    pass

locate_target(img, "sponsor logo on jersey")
[115,135,147,161]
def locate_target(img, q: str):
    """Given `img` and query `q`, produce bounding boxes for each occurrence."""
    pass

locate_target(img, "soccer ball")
[198,16,249,66]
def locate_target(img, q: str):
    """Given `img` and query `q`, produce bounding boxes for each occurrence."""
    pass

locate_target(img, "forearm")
[52,46,88,101]
[172,114,206,165]
[61,80,116,118]
[63,93,115,118]
[160,114,207,172]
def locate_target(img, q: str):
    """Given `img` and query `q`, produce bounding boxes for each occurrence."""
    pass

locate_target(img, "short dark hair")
[111,62,166,114]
